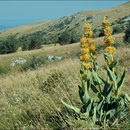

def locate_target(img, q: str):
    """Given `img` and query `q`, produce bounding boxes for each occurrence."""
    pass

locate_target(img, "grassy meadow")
[0,32,130,129]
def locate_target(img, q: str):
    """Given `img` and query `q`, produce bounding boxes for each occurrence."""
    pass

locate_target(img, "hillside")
[0,1,130,129]
[0,1,130,45]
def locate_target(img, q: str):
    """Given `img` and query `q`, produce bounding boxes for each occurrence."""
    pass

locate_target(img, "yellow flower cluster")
[102,18,116,54]
[80,23,96,70]
[89,44,96,52]
[80,53,90,61]
[104,27,113,36]
[105,46,116,54]
[80,37,87,43]
[84,31,93,37]
[102,19,110,28]
[82,62,91,68]
[81,48,89,54]
[84,24,92,31]
[104,37,114,46]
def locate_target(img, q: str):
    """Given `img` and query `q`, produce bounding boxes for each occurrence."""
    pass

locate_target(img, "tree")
[0,36,19,54]
[58,31,72,45]
[124,20,130,42]
[29,36,42,50]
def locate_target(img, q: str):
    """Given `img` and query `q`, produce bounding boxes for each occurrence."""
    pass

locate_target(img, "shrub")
[0,65,11,74]
[28,36,42,50]
[20,55,45,71]
[59,30,72,45]
[113,26,122,34]
[124,20,130,42]
[93,29,104,37]
[20,35,43,51]
[0,36,19,54]
[41,70,68,92]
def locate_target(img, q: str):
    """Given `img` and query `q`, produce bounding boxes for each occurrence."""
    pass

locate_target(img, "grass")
[0,33,130,129]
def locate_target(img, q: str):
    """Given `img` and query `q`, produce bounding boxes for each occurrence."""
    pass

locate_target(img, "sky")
[0,1,128,30]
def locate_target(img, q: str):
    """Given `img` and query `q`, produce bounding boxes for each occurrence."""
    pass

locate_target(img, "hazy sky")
[0,1,128,29]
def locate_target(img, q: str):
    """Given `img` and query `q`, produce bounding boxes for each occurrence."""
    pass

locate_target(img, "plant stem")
[98,84,102,94]
[111,55,118,97]
[85,81,87,92]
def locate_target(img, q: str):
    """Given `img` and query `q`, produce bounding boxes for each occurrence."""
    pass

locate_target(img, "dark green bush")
[93,29,104,38]
[113,26,122,34]
[20,55,45,71]
[0,36,19,54]
[124,20,130,43]
[0,65,11,75]
[20,35,43,51]
[59,31,72,45]
[28,36,42,50]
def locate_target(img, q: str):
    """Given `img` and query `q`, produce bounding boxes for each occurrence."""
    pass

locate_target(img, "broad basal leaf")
[117,70,125,92]
[61,100,80,114]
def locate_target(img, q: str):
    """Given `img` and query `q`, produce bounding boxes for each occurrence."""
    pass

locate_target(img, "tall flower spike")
[102,18,116,55]
[80,23,96,81]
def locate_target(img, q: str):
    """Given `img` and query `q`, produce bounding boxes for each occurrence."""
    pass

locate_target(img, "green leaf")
[113,58,119,68]
[104,52,112,57]
[100,108,104,121]
[94,61,99,72]
[100,76,110,96]
[80,69,83,74]
[92,70,102,85]
[84,70,91,80]
[125,94,130,102]
[106,109,116,119]
[78,85,84,103]
[92,106,97,124]
[82,88,90,104]
[91,84,102,100]
[106,84,113,103]
[91,84,99,94]
[107,67,116,81]
[97,100,103,112]
[104,54,109,64]
[117,71,125,92]
[86,99,93,114]
[81,80,85,90]
[87,80,91,91]
[104,115,106,127]
[80,112,89,118]
[61,100,80,114]
[120,94,130,103]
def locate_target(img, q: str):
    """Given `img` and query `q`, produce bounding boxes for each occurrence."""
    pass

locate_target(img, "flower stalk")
[80,23,96,91]
[102,18,118,97]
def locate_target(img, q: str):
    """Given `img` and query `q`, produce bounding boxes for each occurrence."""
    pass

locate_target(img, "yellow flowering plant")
[62,20,130,127]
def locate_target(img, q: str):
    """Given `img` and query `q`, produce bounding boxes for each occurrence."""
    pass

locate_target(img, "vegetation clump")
[0,65,11,75]
[59,30,72,45]
[20,55,45,71]
[0,36,19,54]
[124,20,130,43]
[41,70,69,92]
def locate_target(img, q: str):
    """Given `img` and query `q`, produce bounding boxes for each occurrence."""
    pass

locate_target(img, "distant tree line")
[0,30,80,54]
[0,19,129,54]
